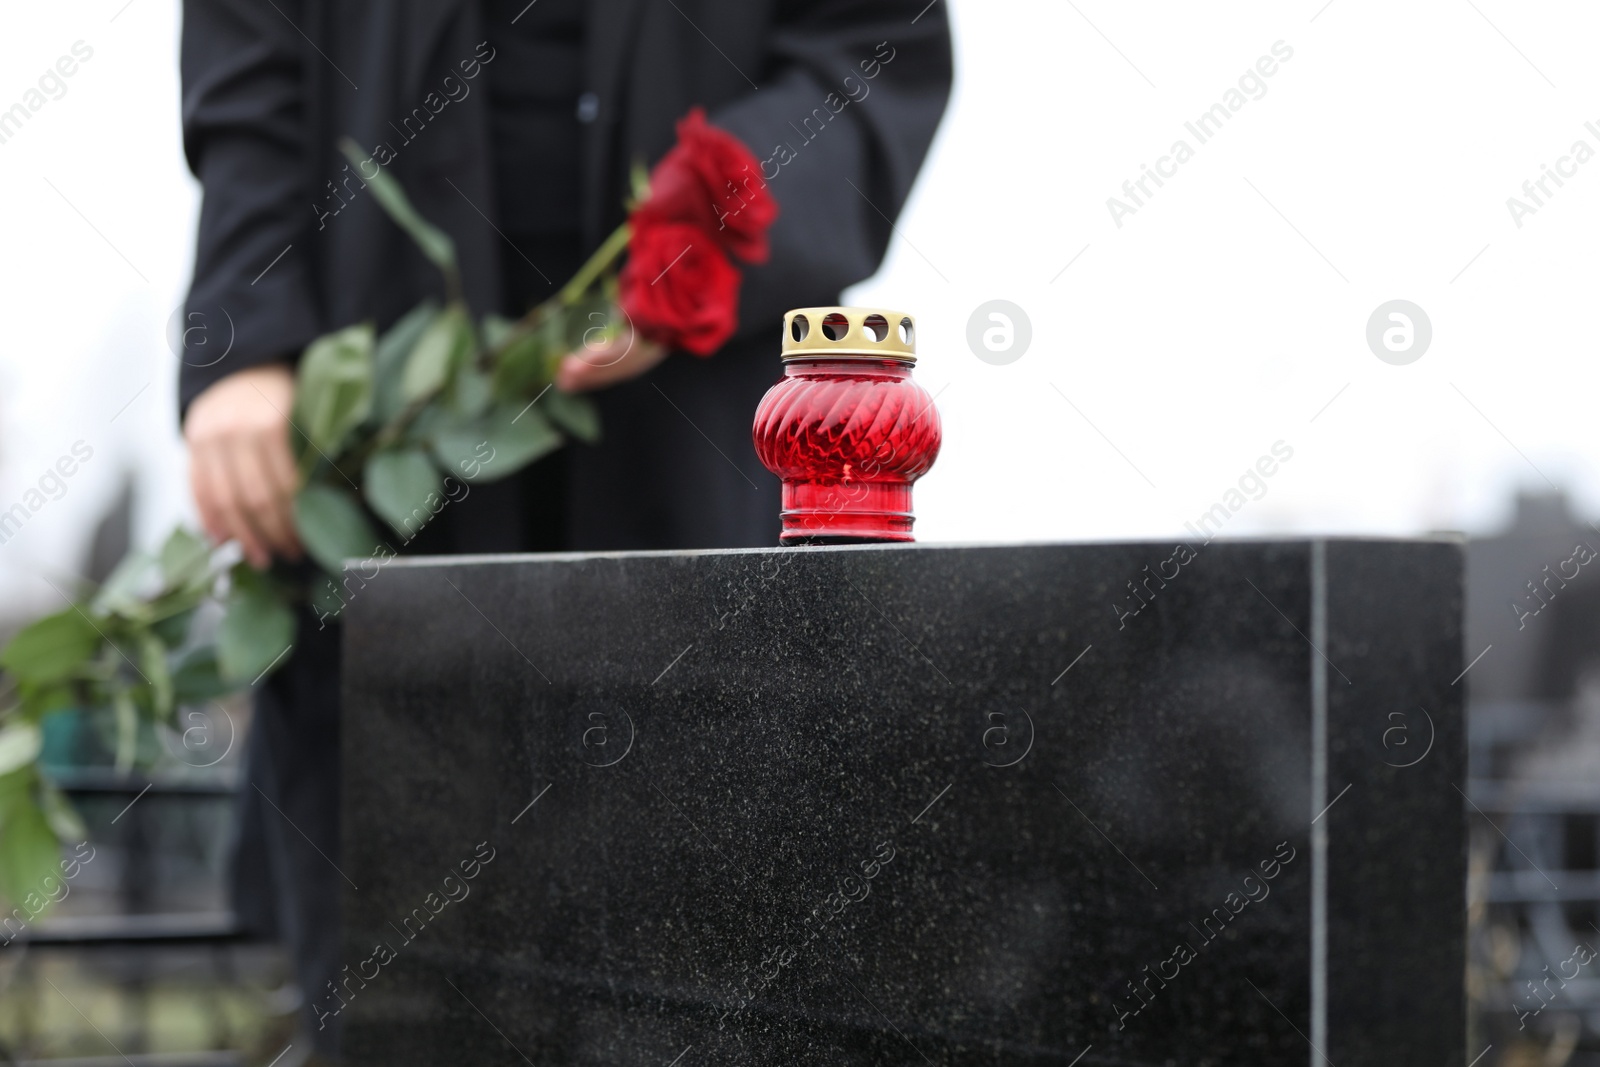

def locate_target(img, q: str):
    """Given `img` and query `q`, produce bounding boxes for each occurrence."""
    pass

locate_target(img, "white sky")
[852,0,1600,545]
[2,0,1597,615]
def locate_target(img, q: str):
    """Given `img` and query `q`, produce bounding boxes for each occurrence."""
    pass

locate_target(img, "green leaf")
[217,566,296,684]
[363,447,444,540]
[159,528,211,590]
[38,775,85,843]
[403,304,472,405]
[294,483,384,576]
[1,608,100,685]
[171,647,234,705]
[630,158,652,205]
[0,722,42,776]
[564,291,617,351]
[480,313,518,350]
[139,630,174,722]
[92,551,154,618]
[0,772,61,911]
[490,327,552,400]
[340,139,459,277]
[295,322,375,456]
[18,682,76,721]
[373,301,441,424]
[543,390,601,444]
[431,402,563,484]
[453,368,493,420]
[111,688,137,774]
[149,606,197,648]
[541,306,568,361]
[310,577,348,622]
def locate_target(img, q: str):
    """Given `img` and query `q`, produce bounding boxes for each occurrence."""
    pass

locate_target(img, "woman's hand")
[184,363,303,569]
[554,330,668,393]
[184,334,665,566]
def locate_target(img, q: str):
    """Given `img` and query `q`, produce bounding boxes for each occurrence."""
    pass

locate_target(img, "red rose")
[633,107,778,265]
[619,220,741,357]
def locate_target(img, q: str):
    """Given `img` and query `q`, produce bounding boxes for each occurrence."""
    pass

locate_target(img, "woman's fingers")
[555,334,669,393]
[183,335,669,568]
[257,417,303,559]
[189,445,229,549]
[225,435,299,563]
[183,363,299,568]
[209,443,270,568]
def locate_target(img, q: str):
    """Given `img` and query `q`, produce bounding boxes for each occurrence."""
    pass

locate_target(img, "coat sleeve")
[708,0,952,343]
[178,0,323,417]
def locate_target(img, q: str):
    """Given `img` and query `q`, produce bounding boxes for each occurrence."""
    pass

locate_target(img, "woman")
[176,0,950,1056]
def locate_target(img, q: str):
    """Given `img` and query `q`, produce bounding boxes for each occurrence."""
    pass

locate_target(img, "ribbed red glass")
[752,358,942,543]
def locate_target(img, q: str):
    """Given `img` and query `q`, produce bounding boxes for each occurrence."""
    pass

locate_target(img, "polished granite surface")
[339,540,1464,1065]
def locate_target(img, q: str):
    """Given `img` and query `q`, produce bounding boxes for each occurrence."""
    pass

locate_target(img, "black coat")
[179,4,950,1053]
[180,0,953,551]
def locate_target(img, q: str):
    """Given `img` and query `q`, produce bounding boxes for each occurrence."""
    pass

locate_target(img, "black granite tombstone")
[337,539,1464,1066]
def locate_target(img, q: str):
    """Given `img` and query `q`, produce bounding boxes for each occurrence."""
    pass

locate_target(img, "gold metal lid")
[782,307,916,362]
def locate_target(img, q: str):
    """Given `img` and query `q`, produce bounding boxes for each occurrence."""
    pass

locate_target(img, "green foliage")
[364,447,444,539]
[403,303,472,405]
[432,402,562,483]
[543,390,601,444]
[217,564,295,685]
[1,609,98,686]
[566,289,620,350]
[452,367,493,421]
[38,774,85,842]
[171,647,234,705]
[479,313,519,350]
[339,139,460,284]
[295,323,375,458]
[160,527,211,589]
[0,768,60,913]
[0,154,632,906]
[92,552,154,618]
[310,576,349,621]
[138,630,174,721]
[110,689,137,774]
[491,325,553,399]
[295,483,383,575]
[0,722,42,776]
[373,301,441,424]
[629,158,652,206]
[150,606,197,648]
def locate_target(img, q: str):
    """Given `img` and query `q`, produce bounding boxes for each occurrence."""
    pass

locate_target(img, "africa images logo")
[1365,300,1431,365]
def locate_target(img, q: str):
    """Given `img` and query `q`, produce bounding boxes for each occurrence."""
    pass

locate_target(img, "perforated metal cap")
[781,307,917,362]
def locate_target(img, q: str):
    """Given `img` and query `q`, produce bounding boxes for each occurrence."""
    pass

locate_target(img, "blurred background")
[3,0,1599,1064]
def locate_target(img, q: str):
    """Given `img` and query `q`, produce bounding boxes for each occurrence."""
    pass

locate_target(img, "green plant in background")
[0,526,230,913]
[0,141,628,914]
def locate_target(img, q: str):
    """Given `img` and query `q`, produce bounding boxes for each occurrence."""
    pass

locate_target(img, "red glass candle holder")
[752,307,942,544]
